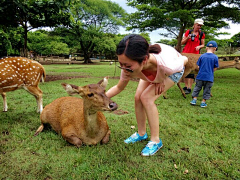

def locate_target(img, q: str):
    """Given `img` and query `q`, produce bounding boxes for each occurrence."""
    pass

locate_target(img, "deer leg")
[101,130,111,144]
[24,86,43,113]
[1,92,8,112]
[177,82,186,98]
[34,124,44,136]
[62,126,83,147]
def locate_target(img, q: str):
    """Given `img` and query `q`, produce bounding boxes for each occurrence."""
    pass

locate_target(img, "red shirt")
[182,29,205,54]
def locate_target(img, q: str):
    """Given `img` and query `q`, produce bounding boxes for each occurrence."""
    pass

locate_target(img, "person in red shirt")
[181,19,205,94]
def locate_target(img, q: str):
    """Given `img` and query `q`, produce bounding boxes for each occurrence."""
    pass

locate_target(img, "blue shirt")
[196,53,219,82]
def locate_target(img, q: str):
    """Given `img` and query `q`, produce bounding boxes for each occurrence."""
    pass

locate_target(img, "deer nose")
[109,102,118,111]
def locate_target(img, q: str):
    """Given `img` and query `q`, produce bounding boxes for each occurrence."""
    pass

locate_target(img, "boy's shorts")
[169,68,184,83]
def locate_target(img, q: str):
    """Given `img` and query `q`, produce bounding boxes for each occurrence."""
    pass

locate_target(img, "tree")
[156,39,178,47]
[28,30,70,56]
[0,0,71,57]
[231,32,240,47]
[65,0,126,63]
[93,32,150,60]
[0,26,24,57]
[125,0,240,52]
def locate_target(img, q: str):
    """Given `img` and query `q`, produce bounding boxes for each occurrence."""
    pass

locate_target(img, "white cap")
[194,19,204,25]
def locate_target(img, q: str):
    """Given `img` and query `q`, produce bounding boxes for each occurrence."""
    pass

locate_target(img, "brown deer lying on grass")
[164,53,240,98]
[34,77,118,147]
[0,57,46,112]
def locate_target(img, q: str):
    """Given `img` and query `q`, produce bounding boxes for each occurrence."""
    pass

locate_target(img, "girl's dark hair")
[116,34,161,64]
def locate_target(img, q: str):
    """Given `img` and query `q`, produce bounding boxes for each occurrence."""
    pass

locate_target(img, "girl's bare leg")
[134,80,150,136]
[140,78,175,143]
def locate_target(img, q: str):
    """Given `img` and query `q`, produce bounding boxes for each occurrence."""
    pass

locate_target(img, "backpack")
[189,29,204,45]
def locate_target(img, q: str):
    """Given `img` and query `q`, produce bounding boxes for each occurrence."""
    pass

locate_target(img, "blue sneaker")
[190,99,197,105]
[124,132,148,144]
[141,140,163,156]
[200,102,207,108]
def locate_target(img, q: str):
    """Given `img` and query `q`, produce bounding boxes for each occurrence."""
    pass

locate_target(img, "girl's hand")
[153,82,165,95]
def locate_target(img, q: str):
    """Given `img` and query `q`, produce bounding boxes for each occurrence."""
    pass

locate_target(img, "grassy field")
[0,63,239,179]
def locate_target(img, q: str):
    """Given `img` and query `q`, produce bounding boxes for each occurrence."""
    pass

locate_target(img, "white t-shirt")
[121,43,185,83]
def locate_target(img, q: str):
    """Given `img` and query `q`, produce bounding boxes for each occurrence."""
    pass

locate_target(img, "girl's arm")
[106,79,129,98]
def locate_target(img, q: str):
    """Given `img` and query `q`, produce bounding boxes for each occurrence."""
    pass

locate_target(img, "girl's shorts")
[168,68,184,83]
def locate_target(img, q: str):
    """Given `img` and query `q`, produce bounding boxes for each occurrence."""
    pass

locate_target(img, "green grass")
[0,63,239,179]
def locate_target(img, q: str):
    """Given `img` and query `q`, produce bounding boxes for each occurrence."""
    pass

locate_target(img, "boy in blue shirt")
[190,41,219,107]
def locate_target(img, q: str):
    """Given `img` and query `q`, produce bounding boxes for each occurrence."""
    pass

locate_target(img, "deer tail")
[41,67,46,83]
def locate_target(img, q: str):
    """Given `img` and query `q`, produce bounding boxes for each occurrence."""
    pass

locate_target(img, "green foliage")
[156,39,178,47]
[0,26,24,56]
[126,0,240,51]
[0,0,71,56]
[28,30,70,56]
[65,0,126,63]
[0,64,239,179]
[230,32,240,47]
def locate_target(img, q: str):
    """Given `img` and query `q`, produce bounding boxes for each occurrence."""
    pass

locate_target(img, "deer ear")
[98,76,108,89]
[61,83,79,95]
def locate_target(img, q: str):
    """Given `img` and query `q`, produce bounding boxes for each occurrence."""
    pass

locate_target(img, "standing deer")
[163,53,240,99]
[34,77,118,147]
[0,57,46,112]
[176,53,240,98]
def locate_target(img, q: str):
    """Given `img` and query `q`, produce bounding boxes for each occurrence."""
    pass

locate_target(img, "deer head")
[61,77,118,112]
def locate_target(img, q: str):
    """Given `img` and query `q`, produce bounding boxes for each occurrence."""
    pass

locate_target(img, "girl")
[106,34,188,156]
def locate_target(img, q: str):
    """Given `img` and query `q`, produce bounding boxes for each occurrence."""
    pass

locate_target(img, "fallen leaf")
[174,164,178,169]
[131,126,135,129]
[183,169,189,174]
[180,147,189,153]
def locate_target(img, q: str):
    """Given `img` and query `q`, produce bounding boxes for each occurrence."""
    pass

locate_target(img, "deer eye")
[87,93,94,97]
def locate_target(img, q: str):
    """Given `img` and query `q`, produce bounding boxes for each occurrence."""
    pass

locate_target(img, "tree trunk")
[80,41,95,64]
[23,23,28,57]
[175,24,187,53]
[83,54,92,64]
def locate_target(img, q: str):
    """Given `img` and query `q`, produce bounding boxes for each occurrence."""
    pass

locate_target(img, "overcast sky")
[111,0,240,44]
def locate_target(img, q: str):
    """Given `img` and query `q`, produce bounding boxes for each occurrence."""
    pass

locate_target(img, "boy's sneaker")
[141,140,163,156]
[124,132,148,144]
[190,99,197,105]
[200,102,207,108]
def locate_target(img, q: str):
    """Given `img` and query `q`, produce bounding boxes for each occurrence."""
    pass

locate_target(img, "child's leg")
[191,79,203,98]
[202,81,213,102]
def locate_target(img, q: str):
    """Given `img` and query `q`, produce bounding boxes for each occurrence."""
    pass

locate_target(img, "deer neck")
[83,101,99,134]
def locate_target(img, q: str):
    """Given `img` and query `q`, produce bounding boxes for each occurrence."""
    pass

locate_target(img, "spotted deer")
[34,77,118,147]
[0,57,46,113]
[170,53,240,98]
